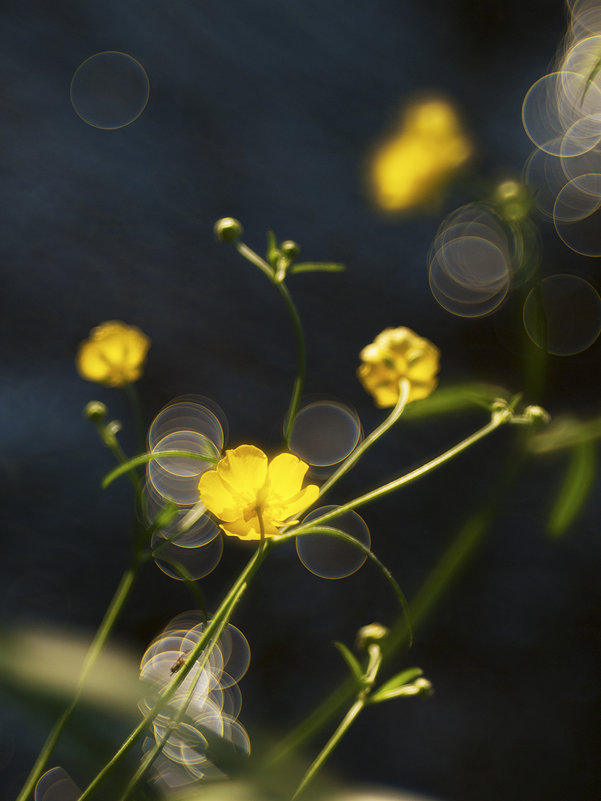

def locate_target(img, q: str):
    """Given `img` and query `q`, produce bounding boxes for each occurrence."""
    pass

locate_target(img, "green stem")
[123,382,145,455]
[77,542,272,800]
[14,564,139,801]
[291,644,381,800]
[268,409,519,768]
[317,379,410,500]
[292,407,512,535]
[235,241,306,446]
[103,450,219,489]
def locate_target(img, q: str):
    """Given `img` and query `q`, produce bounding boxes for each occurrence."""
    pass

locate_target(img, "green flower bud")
[84,401,108,423]
[214,217,243,242]
[356,622,389,651]
[281,240,300,259]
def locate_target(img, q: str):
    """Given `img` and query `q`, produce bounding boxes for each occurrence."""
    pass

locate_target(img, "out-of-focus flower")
[198,445,319,540]
[76,321,150,387]
[369,97,472,212]
[357,327,440,408]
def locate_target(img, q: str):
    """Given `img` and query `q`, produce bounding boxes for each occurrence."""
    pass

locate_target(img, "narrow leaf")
[102,448,219,489]
[369,668,423,704]
[289,262,346,274]
[333,642,364,684]
[403,383,509,419]
[266,230,280,267]
[548,440,596,538]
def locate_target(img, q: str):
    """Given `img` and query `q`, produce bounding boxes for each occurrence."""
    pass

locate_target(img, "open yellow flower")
[358,326,440,407]
[198,445,319,541]
[76,321,151,387]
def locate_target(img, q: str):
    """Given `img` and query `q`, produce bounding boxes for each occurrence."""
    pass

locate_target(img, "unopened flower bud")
[281,240,300,259]
[524,405,551,424]
[356,622,389,651]
[214,217,243,242]
[84,401,107,423]
[413,677,433,696]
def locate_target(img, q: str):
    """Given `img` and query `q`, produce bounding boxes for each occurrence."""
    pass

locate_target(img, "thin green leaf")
[102,449,219,489]
[369,667,423,703]
[266,230,280,267]
[548,440,597,538]
[289,262,346,274]
[333,642,364,684]
[403,383,509,419]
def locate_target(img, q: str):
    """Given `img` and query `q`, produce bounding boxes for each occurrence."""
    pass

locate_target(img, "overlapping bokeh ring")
[553,173,601,254]
[148,396,225,506]
[35,768,80,801]
[428,203,513,317]
[289,401,362,467]
[297,506,370,579]
[151,528,224,581]
[523,274,601,355]
[139,613,251,786]
[70,51,150,129]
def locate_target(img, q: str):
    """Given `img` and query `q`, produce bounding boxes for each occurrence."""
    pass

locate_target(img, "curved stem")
[274,526,411,639]
[317,379,410,500]
[102,450,219,489]
[267,408,517,768]
[272,280,306,445]
[234,240,306,446]
[14,564,139,801]
[123,382,145,455]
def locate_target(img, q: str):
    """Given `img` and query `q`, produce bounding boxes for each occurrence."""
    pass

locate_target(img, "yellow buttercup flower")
[369,98,472,212]
[76,321,151,387]
[198,445,319,541]
[358,327,440,408]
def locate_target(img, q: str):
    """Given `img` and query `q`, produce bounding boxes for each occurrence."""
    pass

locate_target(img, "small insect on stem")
[170,650,190,674]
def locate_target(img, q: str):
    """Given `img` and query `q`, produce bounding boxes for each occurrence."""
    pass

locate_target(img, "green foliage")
[548,440,597,538]
[333,642,364,685]
[369,668,424,703]
[403,382,509,419]
[289,262,345,274]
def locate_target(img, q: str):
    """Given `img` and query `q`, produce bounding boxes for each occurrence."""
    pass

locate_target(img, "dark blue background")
[3,2,601,800]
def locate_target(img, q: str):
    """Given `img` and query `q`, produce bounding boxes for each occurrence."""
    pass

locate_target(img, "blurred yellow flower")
[76,321,151,387]
[198,445,319,541]
[369,98,472,212]
[358,327,440,407]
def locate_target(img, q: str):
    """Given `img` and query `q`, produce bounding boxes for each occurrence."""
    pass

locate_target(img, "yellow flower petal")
[197,469,242,522]
[216,445,268,501]
[267,482,320,523]
[267,453,308,499]
[198,445,318,541]
[220,514,279,541]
